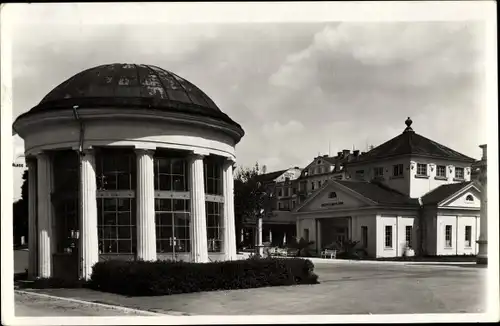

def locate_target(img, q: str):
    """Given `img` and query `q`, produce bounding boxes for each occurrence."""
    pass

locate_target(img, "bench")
[320,249,337,259]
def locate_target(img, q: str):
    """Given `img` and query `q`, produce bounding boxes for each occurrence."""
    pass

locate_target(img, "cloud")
[8,16,487,199]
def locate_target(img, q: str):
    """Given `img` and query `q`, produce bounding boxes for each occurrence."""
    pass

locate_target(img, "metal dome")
[26,63,242,129]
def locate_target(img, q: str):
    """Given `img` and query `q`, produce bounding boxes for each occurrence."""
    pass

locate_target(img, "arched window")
[328,191,337,199]
[466,194,474,202]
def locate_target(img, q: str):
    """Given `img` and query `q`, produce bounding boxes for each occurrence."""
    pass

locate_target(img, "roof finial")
[404,117,414,133]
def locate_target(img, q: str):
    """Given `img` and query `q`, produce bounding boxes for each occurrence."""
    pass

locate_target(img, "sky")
[6,3,490,201]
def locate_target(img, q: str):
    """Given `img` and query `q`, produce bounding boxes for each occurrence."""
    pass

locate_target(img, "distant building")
[293,118,482,258]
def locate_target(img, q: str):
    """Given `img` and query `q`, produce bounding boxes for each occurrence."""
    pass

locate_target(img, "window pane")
[173,175,185,191]
[158,213,172,226]
[118,226,131,239]
[158,158,171,174]
[117,174,130,190]
[117,212,131,225]
[173,199,186,211]
[159,174,171,191]
[117,198,130,211]
[103,198,116,211]
[103,212,116,225]
[157,199,172,212]
[172,160,184,175]
[117,240,132,253]
[175,226,190,239]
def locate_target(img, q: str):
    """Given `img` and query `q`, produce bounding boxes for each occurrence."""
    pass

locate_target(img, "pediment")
[295,182,372,213]
[439,184,481,209]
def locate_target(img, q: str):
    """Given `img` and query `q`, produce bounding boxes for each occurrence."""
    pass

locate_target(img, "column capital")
[188,152,205,162]
[135,148,155,156]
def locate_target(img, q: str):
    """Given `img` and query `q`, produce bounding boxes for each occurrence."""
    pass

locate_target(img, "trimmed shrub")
[89,257,319,296]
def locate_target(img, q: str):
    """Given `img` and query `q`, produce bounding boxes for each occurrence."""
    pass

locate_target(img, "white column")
[27,158,38,279]
[135,149,157,261]
[189,153,208,262]
[36,153,53,278]
[269,229,273,244]
[78,150,99,280]
[257,216,264,256]
[477,144,487,264]
[223,159,237,260]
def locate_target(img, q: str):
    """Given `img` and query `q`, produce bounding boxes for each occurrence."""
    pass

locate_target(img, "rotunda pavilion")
[13,63,245,280]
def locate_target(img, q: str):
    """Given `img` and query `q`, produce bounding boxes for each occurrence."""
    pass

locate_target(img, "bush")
[89,257,319,296]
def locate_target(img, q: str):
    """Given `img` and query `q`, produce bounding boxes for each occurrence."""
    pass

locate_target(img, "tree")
[233,163,276,248]
[13,170,29,246]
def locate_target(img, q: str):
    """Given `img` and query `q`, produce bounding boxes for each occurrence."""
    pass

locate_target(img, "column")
[27,158,38,279]
[257,216,264,256]
[135,149,157,261]
[37,153,53,278]
[79,150,99,280]
[189,153,208,262]
[223,159,237,260]
[477,144,487,264]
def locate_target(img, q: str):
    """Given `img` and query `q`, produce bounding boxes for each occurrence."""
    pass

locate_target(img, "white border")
[1,1,498,325]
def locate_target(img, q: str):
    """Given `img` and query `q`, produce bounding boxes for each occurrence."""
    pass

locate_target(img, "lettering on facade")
[321,201,344,207]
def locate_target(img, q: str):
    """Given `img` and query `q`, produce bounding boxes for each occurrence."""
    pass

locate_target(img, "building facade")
[14,63,245,280]
[293,118,483,258]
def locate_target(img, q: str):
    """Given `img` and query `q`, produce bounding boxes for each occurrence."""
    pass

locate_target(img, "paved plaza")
[14,250,486,316]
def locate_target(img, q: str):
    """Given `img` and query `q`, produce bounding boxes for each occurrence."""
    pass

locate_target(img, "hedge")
[88,257,319,296]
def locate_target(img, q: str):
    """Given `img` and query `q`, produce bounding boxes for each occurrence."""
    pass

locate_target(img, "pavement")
[15,291,156,316]
[16,262,487,316]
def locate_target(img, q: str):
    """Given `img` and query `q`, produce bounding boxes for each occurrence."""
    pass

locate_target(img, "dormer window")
[374,167,384,177]
[393,164,404,177]
[416,163,428,176]
[455,167,464,179]
[466,194,474,202]
[436,165,446,178]
[318,160,322,164]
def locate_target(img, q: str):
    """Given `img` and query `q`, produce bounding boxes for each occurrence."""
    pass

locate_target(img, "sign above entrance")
[321,201,344,207]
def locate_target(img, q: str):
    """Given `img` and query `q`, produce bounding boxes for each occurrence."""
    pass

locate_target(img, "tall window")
[311,182,315,191]
[465,226,472,247]
[455,167,464,179]
[155,199,190,253]
[374,167,384,177]
[361,226,368,249]
[204,159,222,195]
[318,180,321,188]
[206,202,223,252]
[436,165,446,178]
[52,150,79,253]
[445,225,453,247]
[97,198,136,254]
[96,149,137,254]
[154,157,187,191]
[278,188,283,197]
[393,164,404,177]
[416,163,428,176]
[385,225,393,248]
[405,226,413,247]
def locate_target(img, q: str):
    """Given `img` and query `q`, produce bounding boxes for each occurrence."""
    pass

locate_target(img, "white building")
[13,63,245,280]
[293,118,482,258]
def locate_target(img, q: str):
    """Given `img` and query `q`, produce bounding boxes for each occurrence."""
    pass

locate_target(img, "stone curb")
[15,290,169,316]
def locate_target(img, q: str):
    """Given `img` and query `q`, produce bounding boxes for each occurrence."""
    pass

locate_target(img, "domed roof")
[26,63,243,132]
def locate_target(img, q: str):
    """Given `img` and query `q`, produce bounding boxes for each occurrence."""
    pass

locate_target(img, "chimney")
[337,151,342,158]
[353,150,360,157]
[343,149,350,157]
[480,144,487,160]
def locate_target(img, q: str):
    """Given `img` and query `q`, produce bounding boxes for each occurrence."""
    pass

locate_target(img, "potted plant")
[404,243,415,257]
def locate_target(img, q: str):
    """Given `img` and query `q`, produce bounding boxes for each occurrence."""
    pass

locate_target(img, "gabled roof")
[335,180,419,206]
[254,169,288,183]
[351,118,475,164]
[294,179,419,212]
[420,181,475,205]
